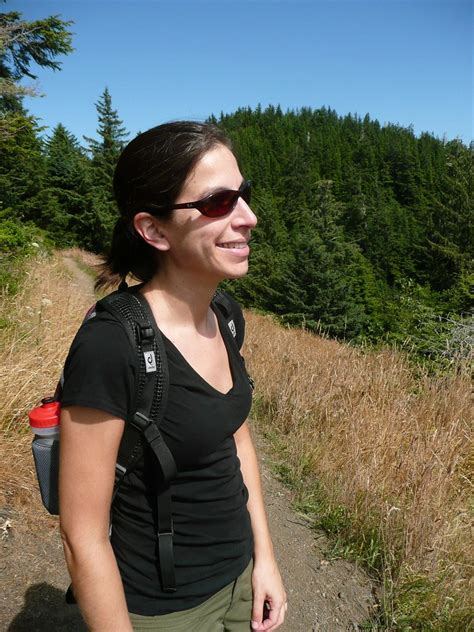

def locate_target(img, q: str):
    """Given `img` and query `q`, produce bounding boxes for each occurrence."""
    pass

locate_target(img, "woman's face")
[157,143,257,284]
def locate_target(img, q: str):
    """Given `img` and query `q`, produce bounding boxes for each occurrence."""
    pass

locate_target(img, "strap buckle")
[115,462,127,477]
[158,529,174,538]
[131,411,151,431]
[138,325,154,343]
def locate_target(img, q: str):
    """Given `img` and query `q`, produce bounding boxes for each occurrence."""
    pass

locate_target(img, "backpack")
[31,285,249,596]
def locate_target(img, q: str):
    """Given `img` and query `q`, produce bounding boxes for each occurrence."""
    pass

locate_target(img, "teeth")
[218,242,246,249]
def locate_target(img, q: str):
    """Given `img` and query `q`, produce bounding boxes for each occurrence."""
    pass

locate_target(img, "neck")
[140,268,218,332]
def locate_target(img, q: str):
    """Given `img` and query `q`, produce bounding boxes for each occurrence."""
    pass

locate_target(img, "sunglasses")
[168,180,252,218]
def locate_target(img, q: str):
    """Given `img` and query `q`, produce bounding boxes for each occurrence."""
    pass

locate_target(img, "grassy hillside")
[0,251,471,630]
[243,315,472,630]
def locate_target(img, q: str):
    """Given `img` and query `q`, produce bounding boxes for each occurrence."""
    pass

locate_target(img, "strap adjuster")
[132,411,151,431]
[115,463,127,476]
[138,325,154,342]
[158,529,174,538]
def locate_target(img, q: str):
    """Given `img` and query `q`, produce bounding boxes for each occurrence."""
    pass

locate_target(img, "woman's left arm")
[234,421,287,631]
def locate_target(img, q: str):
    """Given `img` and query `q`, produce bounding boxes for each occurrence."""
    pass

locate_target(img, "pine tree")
[84,87,128,174]
[0,113,44,213]
[36,123,90,245]
[83,88,128,252]
[282,181,368,338]
[0,11,73,113]
[424,140,473,309]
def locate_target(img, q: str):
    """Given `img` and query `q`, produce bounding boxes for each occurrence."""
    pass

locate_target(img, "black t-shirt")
[61,300,254,615]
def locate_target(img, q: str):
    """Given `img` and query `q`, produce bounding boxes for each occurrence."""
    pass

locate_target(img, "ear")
[133,212,170,252]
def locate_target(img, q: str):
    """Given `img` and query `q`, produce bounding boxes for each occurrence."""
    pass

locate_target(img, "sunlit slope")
[243,311,472,628]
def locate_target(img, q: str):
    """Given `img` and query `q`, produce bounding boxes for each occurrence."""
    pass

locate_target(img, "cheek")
[167,217,226,262]
[170,230,217,264]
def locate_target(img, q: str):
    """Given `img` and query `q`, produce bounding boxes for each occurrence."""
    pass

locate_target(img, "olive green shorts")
[129,560,253,632]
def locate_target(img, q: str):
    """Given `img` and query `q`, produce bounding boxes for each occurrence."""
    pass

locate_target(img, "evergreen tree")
[282,181,368,338]
[36,123,90,245]
[424,140,473,311]
[83,88,128,251]
[84,87,128,170]
[0,10,73,113]
[0,113,45,213]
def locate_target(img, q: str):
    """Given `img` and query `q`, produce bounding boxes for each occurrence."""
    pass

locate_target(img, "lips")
[216,240,250,257]
[217,241,247,249]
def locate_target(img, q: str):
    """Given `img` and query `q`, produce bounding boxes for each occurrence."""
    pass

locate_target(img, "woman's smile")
[216,239,250,256]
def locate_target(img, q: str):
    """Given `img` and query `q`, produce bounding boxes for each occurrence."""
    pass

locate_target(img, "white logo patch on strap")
[228,319,236,338]
[144,350,157,373]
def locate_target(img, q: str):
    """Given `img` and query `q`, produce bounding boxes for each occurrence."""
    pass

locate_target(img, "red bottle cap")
[28,398,61,429]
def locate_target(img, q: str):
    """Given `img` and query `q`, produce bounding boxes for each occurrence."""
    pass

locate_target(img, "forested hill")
[213,107,472,345]
[2,99,472,362]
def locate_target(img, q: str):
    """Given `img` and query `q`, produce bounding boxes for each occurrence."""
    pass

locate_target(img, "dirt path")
[1,256,377,631]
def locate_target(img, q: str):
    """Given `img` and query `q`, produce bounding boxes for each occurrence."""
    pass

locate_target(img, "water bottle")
[29,397,61,515]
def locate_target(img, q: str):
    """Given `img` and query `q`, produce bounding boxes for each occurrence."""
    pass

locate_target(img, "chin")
[224,265,249,281]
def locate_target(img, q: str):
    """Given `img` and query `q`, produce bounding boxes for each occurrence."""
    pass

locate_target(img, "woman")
[59,121,287,631]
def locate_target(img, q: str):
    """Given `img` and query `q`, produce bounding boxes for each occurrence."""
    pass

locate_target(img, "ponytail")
[94,219,158,291]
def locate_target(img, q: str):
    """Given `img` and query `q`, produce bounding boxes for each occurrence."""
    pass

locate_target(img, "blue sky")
[13,0,473,145]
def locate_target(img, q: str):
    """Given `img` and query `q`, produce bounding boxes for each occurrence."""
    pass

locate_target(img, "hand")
[251,556,287,631]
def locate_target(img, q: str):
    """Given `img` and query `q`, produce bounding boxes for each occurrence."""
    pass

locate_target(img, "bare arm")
[59,406,133,632]
[234,421,287,631]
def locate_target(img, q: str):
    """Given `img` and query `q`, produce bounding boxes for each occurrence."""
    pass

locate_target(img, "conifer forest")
[1,10,472,366]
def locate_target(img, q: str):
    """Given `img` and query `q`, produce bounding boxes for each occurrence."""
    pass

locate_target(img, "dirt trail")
[1,256,377,631]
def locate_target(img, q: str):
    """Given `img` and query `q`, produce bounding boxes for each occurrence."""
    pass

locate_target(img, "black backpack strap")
[128,291,177,593]
[212,290,245,350]
[96,289,177,592]
[213,290,254,392]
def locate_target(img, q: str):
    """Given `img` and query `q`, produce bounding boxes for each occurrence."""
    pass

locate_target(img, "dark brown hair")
[95,121,233,290]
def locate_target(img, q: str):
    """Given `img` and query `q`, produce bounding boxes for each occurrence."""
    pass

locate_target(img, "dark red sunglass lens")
[201,190,238,217]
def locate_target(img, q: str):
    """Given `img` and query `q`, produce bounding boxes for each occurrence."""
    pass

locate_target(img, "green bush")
[0,211,48,294]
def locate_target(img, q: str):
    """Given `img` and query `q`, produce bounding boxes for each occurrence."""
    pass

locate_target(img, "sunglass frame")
[168,180,252,217]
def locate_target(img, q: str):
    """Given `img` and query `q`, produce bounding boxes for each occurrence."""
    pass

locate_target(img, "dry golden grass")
[0,249,99,509]
[0,250,98,433]
[243,312,473,626]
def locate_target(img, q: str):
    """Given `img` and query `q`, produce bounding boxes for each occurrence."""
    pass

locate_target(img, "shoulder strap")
[97,290,175,479]
[212,289,245,350]
[213,290,254,391]
[95,288,177,592]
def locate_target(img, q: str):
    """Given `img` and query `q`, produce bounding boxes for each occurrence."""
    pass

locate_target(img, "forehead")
[182,144,242,199]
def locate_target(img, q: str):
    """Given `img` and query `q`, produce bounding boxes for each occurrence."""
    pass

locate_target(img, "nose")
[233,196,257,228]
